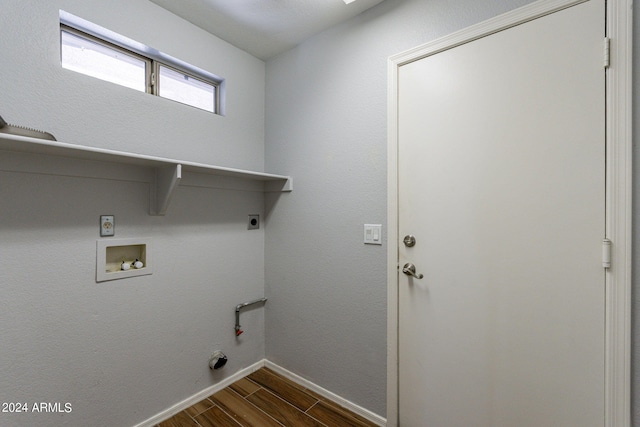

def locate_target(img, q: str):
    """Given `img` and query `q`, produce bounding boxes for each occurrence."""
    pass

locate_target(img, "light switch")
[364,224,382,245]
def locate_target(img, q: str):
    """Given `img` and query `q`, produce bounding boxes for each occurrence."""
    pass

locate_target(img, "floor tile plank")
[261,368,308,392]
[307,400,375,427]
[248,368,318,412]
[195,405,243,427]
[317,399,378,427]
[155,367,379,427]
[209,388,282,427]
[246,388,325,427]
[156,410,199,427]
[183,397,214,417]
[229,377,261,397]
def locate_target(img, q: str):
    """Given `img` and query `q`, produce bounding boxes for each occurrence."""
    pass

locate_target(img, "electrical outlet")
[100,215,115,237]
[248,214,259,230]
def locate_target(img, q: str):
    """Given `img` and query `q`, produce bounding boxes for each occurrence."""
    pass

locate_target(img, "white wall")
[0,1,268,426]
[2,0,637,425]
[265,0,600,418]
[3,0,265,169]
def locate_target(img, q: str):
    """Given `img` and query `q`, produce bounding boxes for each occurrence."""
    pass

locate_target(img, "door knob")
[402,263,423,279]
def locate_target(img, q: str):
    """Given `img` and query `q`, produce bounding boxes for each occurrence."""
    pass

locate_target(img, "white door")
[397,1,605,426]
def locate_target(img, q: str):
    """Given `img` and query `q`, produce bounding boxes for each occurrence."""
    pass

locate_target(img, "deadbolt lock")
[403,235,416,247]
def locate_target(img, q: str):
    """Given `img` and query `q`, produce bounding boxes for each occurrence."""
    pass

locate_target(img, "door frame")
[386,0,633,426]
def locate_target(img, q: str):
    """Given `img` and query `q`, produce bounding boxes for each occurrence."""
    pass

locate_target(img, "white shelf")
[0,133,292,215]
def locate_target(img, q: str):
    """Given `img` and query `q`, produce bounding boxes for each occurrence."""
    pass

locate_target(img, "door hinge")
[603,37,611,68]
[602,238,612,269]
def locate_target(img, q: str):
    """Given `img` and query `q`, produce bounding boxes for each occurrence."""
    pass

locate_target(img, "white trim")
[389,0,589,67]
[132,360,265,427]
[386,0,632,426]
[264,361,387,426]
[386,47,400,426]
[133,359,387,427]
[59,9,226,113]
[604,0,633,425]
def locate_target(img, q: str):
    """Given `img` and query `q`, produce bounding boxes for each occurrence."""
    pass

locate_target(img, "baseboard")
[132,360,265,427]
[264,360,387,427]
[133,359,386,427]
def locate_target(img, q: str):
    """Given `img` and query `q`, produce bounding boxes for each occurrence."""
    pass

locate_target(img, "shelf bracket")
[265,177,293,192]
[150,164,182,216]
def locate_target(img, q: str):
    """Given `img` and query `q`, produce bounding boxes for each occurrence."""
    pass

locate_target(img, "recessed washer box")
[96,238,152,282]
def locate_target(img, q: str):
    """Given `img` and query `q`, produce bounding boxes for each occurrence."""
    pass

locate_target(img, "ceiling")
[148,0,386,60]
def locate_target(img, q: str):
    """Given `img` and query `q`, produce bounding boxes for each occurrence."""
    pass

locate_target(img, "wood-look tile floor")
[156,367,378,427]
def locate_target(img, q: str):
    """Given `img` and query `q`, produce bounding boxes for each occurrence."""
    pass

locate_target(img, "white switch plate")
[364,224,382,245]
[100,215,115,237]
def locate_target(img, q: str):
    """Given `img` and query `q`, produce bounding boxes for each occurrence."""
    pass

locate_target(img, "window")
[60,12,222,114]
[61,29,148,93]
[157,65,216,113]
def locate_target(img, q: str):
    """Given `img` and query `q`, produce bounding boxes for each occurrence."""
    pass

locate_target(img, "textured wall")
[1,0,636,425]
[2,0,265,170]
[0,1,267,426]
[263,0,616,419]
